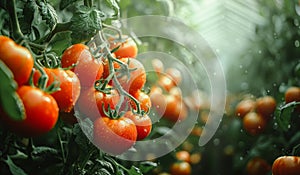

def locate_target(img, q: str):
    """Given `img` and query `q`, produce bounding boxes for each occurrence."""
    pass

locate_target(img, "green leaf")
[4,156,27,175]
[96,159,115,173]
[70,6,104,43]
[20,0,37,35]
[38,2,58,31]
[59,0,80,10]
[105,0,120,17]
[128,166,142,175]
[0,60,25,121]
[138,161,157,173]
[276,102,300,131]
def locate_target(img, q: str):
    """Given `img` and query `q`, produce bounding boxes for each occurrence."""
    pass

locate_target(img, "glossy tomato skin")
[176,151,191,163]
[272,156,300,175]
[109,36,138,58]
[2,86,59,137]
[256,96,276,119]
[243,112,267,136]
[61,44,103,88]
[77,86,120,121]
[93,116,137,155]
[163,94,188,122]
[34,68,81,112]
[285,87,300,112]
[165,68,182,85]
[0,36,34,86]
[235,99,256,118]
[170,161,191,175]
[246,157,271,175]
[124,111,152,140]
[130,90,152,113]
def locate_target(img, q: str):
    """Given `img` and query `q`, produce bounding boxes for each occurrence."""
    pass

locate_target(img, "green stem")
[36,22,71,44]
[57,129,66,164]
[6,0,24,41]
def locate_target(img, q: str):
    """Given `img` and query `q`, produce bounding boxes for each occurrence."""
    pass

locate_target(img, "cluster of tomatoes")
[0,36,60,137]
[235,95,276,136]
[236,86,300,175]
[61,35,153,155]
[0,34,154,155]
[149,59,188,122]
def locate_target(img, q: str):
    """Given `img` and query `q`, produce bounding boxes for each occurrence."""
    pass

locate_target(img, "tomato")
[130,90,152,113]
[285,86,300,112]
[109,35,138,58]
[93,116,137,155]
[0,36,34,86]
[157,75,175,92]
[150,90,167,117]
[166,68,182,85]
[163,94,188,122]
[169,86,183,99]
[246,157,271,175]
[124,111,152,140]
[170,161,191,175]
[33,68,81,112]
[256,96,276,119]
[272,156,300,175]
[175,151,191,163]
[77,86,120,121]
[235,99,256,118]
[243,112,267,135]
[152,58,164,75]
[61,44,103,88]
[103,58,146,94]
[2,86,58,137]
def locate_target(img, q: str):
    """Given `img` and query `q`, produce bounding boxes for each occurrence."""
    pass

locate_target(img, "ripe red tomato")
[243,112,267,136]
[103,58,146,94]
[256,96,276,119]
[176,151,191,163]
[77,86,120,121]
[0,36,34,86]
[151,58,164,75]
[163,94,188,122]
[246,157,271,175]
[158,75,176,92]
[61,44,103,88]
[285,86,300,112]
[235,99,256,118]
[93,116,137,155]
[2,86,58,137]
[33,68,81,112]
[170,161,191,175]
[124,111,152,140]
[109,35,138,58]
[130,90,152,113]
[149,90,167,117]
[272,156,300,175]
[166,68,182,85]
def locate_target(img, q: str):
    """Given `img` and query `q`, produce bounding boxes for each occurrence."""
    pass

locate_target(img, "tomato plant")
[93,116,137,155]
[2,86,58,137]
[0,36,34,86]
[272,156,300,175]
[61,44,104,88]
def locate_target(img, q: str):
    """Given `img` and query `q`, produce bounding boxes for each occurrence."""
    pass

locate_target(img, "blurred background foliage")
[117,0,300,174]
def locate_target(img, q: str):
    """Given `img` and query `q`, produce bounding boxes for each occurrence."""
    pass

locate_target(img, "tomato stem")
[5,0,24,41]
